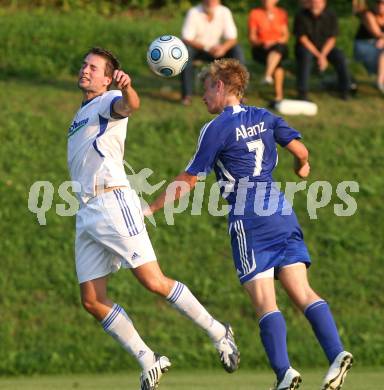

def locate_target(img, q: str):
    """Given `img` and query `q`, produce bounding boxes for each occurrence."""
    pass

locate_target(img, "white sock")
[101,304,155,370]
[166,281,226,342]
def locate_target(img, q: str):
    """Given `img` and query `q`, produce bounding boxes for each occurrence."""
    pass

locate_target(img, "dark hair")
[84,47,120,78]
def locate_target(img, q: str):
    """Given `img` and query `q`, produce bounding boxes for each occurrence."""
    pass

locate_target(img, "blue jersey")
[186,104,301,219]
[185,104,310,284]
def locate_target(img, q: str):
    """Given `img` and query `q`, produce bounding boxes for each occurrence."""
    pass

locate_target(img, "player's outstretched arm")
[112,69,140,117]
[285,139,310,178]
[144,172,198,216]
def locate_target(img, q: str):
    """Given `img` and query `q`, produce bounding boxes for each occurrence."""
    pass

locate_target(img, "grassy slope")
[0,9,383,374]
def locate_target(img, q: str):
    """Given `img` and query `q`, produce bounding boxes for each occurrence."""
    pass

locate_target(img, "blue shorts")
[229,217,311,284]
[354,39,383,74]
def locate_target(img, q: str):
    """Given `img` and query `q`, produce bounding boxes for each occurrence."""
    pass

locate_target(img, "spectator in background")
[354,0,384,93]
[293,0,353,100]
[248,0,289,107]
[300,0,310,9]
[353,0,367,14]
[180,0,245,106]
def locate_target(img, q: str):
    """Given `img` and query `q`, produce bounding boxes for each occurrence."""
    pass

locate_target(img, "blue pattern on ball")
[160,35,172,41]
[150,48,161,61]
[160,68,173,77]
[171,47,182,60]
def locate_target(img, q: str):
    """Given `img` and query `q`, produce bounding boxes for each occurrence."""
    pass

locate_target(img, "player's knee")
[81,296,100,315]
[293,289,320,310]
[141,276,171,296]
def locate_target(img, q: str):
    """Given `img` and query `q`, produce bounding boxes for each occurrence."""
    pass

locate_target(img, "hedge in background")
[0,0,353,15]
[0,8,358,80]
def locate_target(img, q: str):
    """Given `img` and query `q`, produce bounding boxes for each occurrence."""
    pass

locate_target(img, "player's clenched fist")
[295,162,310,178]
[113,69,131,90]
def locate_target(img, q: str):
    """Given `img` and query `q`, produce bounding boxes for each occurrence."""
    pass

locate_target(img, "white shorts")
[75,188,157,284]
[247,262,306,282]
[248,267,275,281]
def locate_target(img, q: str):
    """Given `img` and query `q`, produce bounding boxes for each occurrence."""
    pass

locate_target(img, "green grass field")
[0,8,383,376]
[0,368,382,390]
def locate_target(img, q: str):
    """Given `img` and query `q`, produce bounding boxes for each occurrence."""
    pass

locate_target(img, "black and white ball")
[147,35,189,78]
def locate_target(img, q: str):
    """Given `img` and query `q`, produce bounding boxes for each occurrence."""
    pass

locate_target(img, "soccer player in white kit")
[67,47,240,390]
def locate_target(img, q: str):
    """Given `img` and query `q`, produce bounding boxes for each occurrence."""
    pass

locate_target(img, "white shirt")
[67,90,130,204]
[181,4,238,51]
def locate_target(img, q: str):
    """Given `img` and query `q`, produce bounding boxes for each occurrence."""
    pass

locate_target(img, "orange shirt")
[248,7,288,44]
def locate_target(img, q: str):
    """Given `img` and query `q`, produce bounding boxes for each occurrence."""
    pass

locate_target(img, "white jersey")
[181,4,237,51]
[67,90,130,204]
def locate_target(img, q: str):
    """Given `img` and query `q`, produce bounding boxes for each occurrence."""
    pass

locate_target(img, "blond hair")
[200,59,249,99]
[353,0,367,13]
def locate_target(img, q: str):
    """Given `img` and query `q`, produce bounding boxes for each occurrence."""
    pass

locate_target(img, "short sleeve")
[98,90,123,119]
[222,7,237,40]
[293,12,306,37]
[328,10,339,37]
[273,116,302,147]
[185,120,224,175]
[181,9,196,41]
[248,9,259,30]
[281,9,288,25]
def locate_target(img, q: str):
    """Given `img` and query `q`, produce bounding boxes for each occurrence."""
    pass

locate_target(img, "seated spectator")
[293,0,353,100]
[180,0,245,105]
[354,0,384,93]
[248,0,289,106]
[352,0,367,14]
[300,0,310,8]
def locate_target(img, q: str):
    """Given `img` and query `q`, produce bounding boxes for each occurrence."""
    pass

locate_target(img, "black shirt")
[355,11,384,40]
[355,21,375,40]
[294,7,339,50]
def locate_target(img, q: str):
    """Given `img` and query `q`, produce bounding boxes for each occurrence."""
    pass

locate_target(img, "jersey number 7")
[246,139,265,176]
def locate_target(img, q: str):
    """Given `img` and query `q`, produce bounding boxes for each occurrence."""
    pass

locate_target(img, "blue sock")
[259,311,290,382]
[304,300,344,363]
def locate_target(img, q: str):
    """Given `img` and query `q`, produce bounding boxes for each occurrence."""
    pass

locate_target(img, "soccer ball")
[147,35,189,78]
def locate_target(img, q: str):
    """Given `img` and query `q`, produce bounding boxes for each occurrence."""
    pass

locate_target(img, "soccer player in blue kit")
[146,59,353,390]
[68,48,240,390]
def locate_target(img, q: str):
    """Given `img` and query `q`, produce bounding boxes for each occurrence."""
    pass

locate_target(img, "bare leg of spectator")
[274,67,284,102]
[377,52,384,93]
[266,51,282,81]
